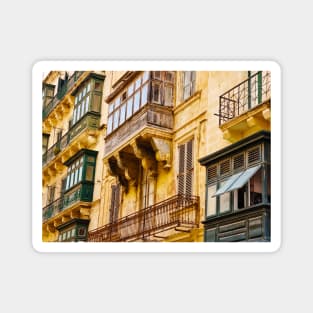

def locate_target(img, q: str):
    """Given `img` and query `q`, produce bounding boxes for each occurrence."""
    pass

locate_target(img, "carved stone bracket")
[131,141,157,175]
[151,137,172,169]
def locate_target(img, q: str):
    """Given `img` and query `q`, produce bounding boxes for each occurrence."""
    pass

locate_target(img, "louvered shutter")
[177,139,194,195]
[185,139,193,195]
[109,184,120,223]
[178,144,185,194]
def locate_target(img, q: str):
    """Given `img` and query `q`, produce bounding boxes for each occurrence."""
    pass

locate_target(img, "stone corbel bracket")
[151,137,172,169]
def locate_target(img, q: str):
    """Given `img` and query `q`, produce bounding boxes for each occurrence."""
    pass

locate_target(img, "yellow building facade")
[42,69,271,243]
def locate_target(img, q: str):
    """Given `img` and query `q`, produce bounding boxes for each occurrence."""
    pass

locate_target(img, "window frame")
[205,143,269,219]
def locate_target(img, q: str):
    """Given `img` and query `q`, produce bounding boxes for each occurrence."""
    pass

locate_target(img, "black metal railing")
[42,183,94,222]
[42,71,84,119]
[88,194,200,242]
[218,71,271,125]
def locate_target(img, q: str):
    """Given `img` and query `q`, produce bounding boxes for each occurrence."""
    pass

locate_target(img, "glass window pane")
[109,103,114,113]
[115,97,120,108]
[77,104,81,120]
[249,169,262,205]
[79,92,82,101]
[135,77,141,90]
[234,185,247,210]
[113,109,120,129]
[107,115,113,134]
[126,98,133,119]
[207,185,217,216]
[74,169,78,185]
[219,181,230,213]
[141,84,148,107]
[120,103,126,124]
[183,85,191,100]
[128,83,134,96]
[66,175,70,190]
[72,109,77,124]
[85,96,90,112]
[75,97,78,105]
[78,166,83,182]
[70,172,74,187]
[87,83,91,92]
[220,192,230,213]
[184,71,191,85]
[143,71,149,82]
[133,91,140,112]
[83,87,86,97]
[71,228,76,237]
[81,99,85,115]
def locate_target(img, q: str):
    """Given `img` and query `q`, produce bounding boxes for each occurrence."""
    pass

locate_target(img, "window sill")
[202,203,270,224]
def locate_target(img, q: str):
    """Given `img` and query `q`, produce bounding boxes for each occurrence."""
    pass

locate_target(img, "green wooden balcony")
[42,71,84,119]
[42,112,100,167]
[42,182,94,222]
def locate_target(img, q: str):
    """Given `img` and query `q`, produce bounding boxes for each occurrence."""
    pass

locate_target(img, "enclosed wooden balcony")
[204,204,270,242]
[105,103,173,156]
[42,182,94,225]
[42,113,100,184]
[217,71,271,142]
[88,194,200,242]
[42,71,84,120]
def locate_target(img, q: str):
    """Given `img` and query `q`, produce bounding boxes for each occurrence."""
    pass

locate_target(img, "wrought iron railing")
[42,71,84,119]
[88,194,200,242]
[42,183,93,222]
[42,113,100,166]
[42,197,64,222]
[218,71,271,125]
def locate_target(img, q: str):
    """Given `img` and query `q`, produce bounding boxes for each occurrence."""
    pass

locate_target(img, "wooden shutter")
[109,184,120,223]
[185,139,193,195]
[178,144,185,194]
[177,139,194,195]
[47,185,56,204]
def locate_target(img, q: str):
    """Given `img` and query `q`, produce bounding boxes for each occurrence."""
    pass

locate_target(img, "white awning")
[212,171,244,197]
[212,165,261,197]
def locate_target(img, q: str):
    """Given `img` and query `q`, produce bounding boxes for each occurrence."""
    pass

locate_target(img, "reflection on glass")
[207,185,217,216]
[143,71,149,82]
[141,84,148,106]
[133,91,140,112]
[113,110,120,129]
[85,96,89,112]
[128,83,134,96]
[81,99,85,115]
[126,98,133,119]
[77,105,81,121]
[107,115,113,134]
[135,77,141,90]
[78,166,83,182]
[109,103,114,113]
[219,181,230,213]
[120,103,126,124]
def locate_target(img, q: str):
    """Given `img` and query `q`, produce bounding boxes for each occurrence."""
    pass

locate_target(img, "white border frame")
[32,60,281,253]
